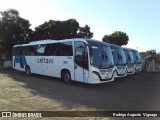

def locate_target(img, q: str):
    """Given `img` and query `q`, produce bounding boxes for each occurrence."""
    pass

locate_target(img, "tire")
[62,70,71,83]
[26,66,31,75]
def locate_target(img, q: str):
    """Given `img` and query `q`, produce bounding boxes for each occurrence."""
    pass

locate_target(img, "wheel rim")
[64,73,70,81]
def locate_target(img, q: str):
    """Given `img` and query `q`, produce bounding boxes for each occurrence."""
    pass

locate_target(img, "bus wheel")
[62,70,71,83]
[26,66,31,75]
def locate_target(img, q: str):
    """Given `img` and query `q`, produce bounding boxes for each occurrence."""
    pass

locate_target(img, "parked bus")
[109,44,127,77]
[13,38,116,84]
[130,48,142,72]
[123,48,135,74]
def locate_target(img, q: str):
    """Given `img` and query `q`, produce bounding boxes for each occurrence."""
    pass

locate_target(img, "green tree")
[34,19,79,40]
[34,19,93,40]
[77,25,93,38]
[139,49,157,57]
[102,31,129,46]
[0,9,32,58]
[146,49,156,55]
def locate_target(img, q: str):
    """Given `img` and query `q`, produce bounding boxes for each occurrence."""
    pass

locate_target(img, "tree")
[146,49,156,55]
[34,19,93,40]
[139,49,157,57]
[77,25,93,38]
[0,9,32,58]
[34,19,79,40]
[102,31,129,46]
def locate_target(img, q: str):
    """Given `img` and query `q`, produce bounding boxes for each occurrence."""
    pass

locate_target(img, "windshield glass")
[132,51,141,64]
[112,48,126,65]
[90,45,114,68]
[124,50,134,64]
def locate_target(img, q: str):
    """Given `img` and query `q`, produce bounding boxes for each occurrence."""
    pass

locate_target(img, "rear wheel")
[62,70,71,83]
[26,66,31,75]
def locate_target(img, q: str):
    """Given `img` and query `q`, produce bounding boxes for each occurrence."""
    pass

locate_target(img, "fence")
[142,58,160,72]
[0,59,12,68]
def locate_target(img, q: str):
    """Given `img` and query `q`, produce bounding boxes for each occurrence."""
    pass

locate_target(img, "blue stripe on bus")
[15,56,20,63]
[14,56,27,68]
[22,56,27,65]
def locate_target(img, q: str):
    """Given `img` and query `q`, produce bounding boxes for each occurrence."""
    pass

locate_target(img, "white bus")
[13,38,116,84]
[109,44,127,77]
[123,48,135,74]
[130,48,142,72]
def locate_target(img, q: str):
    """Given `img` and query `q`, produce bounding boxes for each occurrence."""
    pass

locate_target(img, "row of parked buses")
[12,38,142,84]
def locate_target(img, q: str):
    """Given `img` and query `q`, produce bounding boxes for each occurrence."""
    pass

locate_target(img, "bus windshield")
[90,45,114,68]
[112,48,126,65]
[125,51,134,64]
[132,51,141,64]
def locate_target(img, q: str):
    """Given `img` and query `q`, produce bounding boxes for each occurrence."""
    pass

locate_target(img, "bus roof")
[109,44,123,50]
[122,47,132,52]
[86,39,110,47]
[129,48,138,52]
[13,38,110,47]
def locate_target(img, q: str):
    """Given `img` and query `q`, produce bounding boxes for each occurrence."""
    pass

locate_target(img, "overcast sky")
[0,0,160,52]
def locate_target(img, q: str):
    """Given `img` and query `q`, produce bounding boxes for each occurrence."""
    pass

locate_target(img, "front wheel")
[62,71,71,83]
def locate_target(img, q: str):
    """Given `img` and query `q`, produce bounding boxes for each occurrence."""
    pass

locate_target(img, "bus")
[130,48,142,72]
[13,38,116,84]
[123,48,135,74]
[109,44,127,77]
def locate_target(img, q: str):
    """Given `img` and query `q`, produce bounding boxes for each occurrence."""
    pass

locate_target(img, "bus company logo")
[37,58,54,64]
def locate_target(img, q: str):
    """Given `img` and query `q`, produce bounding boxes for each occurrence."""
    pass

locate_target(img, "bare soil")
[0,68,160,120]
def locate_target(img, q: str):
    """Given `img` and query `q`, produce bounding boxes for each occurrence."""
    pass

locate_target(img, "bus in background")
[123,48,135,74]
[109,44,127,77]
[13,38,116,84]
[130,48,142,72]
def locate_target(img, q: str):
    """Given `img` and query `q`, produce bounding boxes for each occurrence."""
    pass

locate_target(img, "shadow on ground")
[1,68,160,111]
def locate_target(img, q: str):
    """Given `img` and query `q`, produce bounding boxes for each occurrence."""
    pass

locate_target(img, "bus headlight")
[92,71,101,80]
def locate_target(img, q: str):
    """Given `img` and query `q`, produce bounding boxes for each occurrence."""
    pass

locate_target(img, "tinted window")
[45,43,61,56]
[111,48,126,65]
[90,46,114,67]
[44,42,73,56]
[62,42,73,56]
[75,41,88,70]
[13,47,22,56]
[37,45,46,56]
[22,46,37,56]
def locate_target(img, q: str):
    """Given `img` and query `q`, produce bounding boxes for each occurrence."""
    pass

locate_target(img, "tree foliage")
[34,19,93,40]
[0,9,94,59]
[77,25,93,38]
[140,49,157,57]
[0,9,32,58]
[102,31,129,46]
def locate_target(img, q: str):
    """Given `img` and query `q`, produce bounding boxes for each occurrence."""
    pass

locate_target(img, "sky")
[0,0,160,52]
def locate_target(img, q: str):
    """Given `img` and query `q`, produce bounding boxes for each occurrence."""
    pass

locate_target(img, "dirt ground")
[0,68,160,120]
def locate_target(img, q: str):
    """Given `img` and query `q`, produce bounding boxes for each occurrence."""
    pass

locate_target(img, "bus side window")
[63,42,73,56]
[30,46,37,56]
[37,45,45,56]
[45,43,61,56]
[13,47,22,56]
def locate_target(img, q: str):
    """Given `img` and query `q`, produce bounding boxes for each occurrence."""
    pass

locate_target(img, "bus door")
[74,41,89,83]
[41,57,53,76]
[36,56,43,74]
[35,45,46,74]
